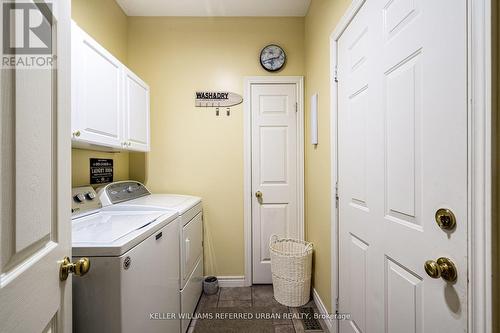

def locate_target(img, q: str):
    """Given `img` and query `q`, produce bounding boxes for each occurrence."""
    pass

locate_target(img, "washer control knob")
[86,192,96,200]
[74,193,86,203]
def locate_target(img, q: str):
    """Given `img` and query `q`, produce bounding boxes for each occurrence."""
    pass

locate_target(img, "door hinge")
[334,67,339,83]
[335,297,340,313]
[295,102,298,113]
[335,181,339,208]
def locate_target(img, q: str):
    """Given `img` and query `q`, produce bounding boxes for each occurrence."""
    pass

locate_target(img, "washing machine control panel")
[104,181,151,204]
[72,186,102,216]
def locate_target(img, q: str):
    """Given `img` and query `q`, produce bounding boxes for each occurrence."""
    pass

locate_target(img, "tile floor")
[188,285,327,333]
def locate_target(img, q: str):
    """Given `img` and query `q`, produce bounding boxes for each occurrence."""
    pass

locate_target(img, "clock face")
[260,44,286,72]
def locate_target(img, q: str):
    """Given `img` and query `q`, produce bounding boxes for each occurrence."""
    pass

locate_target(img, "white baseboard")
[313,288,334,333]
[214,276,246,287]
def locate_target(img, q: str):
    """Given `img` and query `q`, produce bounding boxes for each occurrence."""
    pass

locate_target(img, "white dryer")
[71,186,181,333]
[98,181,203,333]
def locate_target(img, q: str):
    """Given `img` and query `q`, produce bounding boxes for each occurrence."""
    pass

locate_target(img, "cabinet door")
[71,23,123,148]
[123,68,150,152]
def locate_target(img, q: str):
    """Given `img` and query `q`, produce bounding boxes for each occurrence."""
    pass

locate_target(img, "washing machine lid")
[117,194,201,215]
[72,210,178,256]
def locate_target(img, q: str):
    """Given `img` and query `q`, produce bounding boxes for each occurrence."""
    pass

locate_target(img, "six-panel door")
[0,1,72,331]
[337,0,468,332]
[251,83,299,284]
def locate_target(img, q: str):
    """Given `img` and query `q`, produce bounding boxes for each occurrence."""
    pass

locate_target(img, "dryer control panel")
[72,186,101,216]
[98,181,151,206]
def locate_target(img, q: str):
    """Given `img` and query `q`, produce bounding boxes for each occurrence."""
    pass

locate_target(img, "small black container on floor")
[203,276,219,295]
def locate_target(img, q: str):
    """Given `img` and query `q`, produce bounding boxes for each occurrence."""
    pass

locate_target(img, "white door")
[251,82,301,284]
[337,0,467,332]
[71,22,123,148]
[0,1,73,332]
[123,67,150,152]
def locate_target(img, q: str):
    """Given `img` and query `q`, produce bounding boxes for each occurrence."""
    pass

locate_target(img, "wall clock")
[260,44,286,72]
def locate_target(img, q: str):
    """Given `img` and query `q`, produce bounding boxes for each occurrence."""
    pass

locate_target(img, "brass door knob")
[424,257,457,282]
[60,257,90,281]
[435,208,456,230]
[255,191,263,199]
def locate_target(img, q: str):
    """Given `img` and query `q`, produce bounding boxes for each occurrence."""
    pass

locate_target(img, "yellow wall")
[71,0,130,187]
[71,0,128,63]
[304,0,351,311]
[126,17,305,276]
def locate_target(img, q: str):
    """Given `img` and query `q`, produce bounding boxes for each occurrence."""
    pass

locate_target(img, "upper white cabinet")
[71,22,150,152]
[71,22,123,149]
[123,68,150,152]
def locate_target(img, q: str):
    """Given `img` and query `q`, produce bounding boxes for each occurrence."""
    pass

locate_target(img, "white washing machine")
[72,186,181,333]
[98,181,203,333]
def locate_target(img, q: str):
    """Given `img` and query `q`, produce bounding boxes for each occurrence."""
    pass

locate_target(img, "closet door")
[71,22,123,148]
[123,67,150,152]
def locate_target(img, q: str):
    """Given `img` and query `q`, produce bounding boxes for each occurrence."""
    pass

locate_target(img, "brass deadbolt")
[435,208,456,230]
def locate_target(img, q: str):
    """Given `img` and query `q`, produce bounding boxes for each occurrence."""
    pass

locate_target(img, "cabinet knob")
[73,130,81,137]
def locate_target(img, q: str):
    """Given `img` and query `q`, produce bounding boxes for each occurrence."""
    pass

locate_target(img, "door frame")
[329,1,493,332]
[243,76,305,286]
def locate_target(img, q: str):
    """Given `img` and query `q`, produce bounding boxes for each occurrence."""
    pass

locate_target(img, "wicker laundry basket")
[269,235,313,307]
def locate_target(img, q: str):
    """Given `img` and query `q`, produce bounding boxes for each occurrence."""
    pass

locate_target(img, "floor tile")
[272,311,293,325]
[274,325,295,333]
[252,285,288,309]
[252,285,274,299]
[197,293,219,311]
[219,287,252,301]
[288,307,305,333]
[254,297,288,309]
[193,308,275,333]
[218,300,252,308]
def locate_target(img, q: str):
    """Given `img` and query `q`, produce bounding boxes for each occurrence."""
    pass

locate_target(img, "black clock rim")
[260,44,286,72]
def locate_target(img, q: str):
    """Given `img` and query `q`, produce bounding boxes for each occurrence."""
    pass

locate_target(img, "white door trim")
[243,76,305,287]
[329,1,492,333]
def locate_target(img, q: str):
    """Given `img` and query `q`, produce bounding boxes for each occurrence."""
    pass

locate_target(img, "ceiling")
[116,0,312,17]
